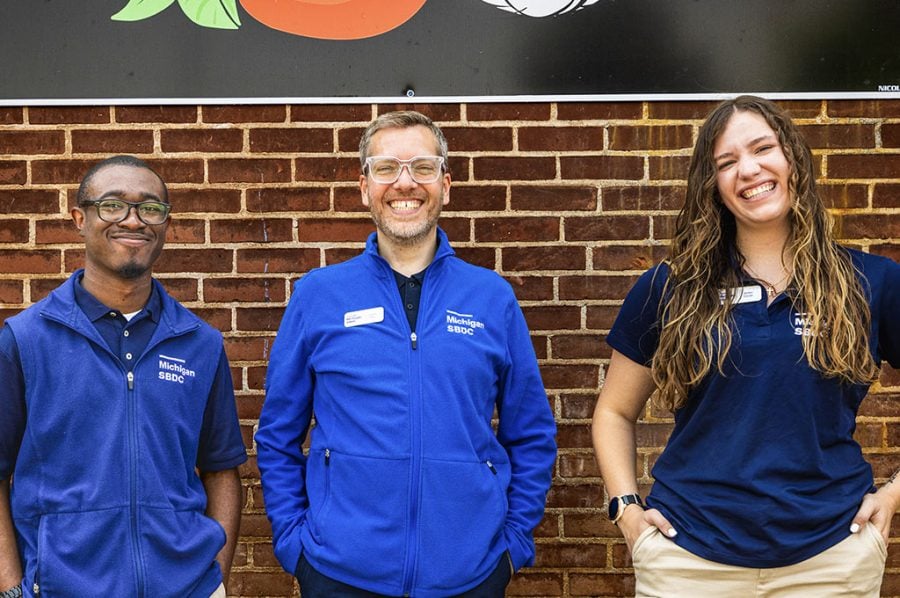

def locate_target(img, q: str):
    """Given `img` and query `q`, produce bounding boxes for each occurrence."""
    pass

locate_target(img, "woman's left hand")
[851,484,900,543]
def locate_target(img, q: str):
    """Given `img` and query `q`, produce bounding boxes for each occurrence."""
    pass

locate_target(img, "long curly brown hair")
[653,95,878,411]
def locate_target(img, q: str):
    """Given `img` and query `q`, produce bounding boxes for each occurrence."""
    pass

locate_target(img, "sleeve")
[496,295,557,571]
[254,280,316,574]
[877,256,900,368]
[196,344,248,472]
[605,265,668,366]
[0,326,26,480]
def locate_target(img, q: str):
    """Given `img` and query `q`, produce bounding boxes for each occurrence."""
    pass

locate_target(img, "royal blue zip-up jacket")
[1,272,247,597]
[256,229,557,597]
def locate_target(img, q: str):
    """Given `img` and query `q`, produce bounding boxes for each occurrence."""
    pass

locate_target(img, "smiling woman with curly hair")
[592,95,900,597]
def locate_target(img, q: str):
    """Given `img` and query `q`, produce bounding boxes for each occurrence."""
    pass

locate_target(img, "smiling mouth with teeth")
[742,182,775,199]
[390,200,422,211]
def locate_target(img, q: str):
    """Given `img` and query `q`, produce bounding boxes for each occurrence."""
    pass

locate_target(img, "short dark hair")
[358,111,449,167]
[76,155,168,205]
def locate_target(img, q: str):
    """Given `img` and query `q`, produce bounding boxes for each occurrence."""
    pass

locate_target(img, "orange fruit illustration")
[240,0,429,40]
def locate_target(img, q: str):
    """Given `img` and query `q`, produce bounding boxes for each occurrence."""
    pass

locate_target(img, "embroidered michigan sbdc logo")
[791,311,828,337]
[446,310,485,337]
[158,354,197,384]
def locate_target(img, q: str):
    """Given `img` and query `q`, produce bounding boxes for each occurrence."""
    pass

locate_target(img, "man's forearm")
[0,479,22,590]
[201,468,242,585]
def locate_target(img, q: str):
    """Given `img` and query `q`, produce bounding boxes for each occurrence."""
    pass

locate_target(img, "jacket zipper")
[127,368,146,598]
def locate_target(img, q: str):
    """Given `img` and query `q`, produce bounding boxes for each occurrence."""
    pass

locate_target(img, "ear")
[71,206,86,235]
[360,174,370,207]
[441,172,451,206]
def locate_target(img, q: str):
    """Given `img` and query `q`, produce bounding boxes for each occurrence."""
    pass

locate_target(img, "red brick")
[236,307,286,332]
[30,277,68,301]
[560,392,599,420]
[0,161,27,185]
[602,185,683,211]
[546,483,603,508]
[556,424,592,449]
[155,277,198,302]
[873,184,900,209]
[506,572,563,596]
[593,245,665,271]
[0,250,61,273]
[566,215,649,241]
[249,128,333,153]
[474,156,556,181]
[71,129,154,154]
[0,131,65,155]
[35,219,80,244]
[560,155,643,180]
[511,185,597,211]
[147,159,205,184]
[610,125,693,151]
[818,183,869,209]
[166,218,205,244]
[503,246,585,271]
[296,218,373,242]
[836,214,899,240]
[649,155,691,180]
[474,217,559,242]
[446,185,506,212]
[115,106,198,123]
[0,220,29,243]
[169,188,241,213]
[247,187,330,213]
[504,275,554,301]
[799,124,875,149]
[205,277,287,303]
[540,364,599,389]
[442,126,513,151]
[522,305,581,330]
[534,542,605,568]
[559,275,639,301]
[236,248,320,274]
[223,336,273,362]
[569,572,636,596]
[337,127,364,153]
[334,186,367,212]
[0,280,23,304]
[30,106,110,124]
[780,100,824,119]
[466,103,550,121]
[155,248,233,273]
[519,127,604,151]
[453,246,496,270]
[376,104,460,122]
[291,104,373,122]
[32,159,98,184]
[647,101,718,120]
[161,128,243,153]
[552,334,605,360]
[0,189,60,214]
[228,571,295,596]
[0,108,24,124]
[208,158,291,184]
[203,105,287,123]
[295,157,360,182]
[586,305,622,330]
[557,102,642,120]
[210,218,294,243]
[827,100,900,118]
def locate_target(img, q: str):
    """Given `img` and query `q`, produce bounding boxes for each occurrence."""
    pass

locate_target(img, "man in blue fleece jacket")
[0,156,246,598]
[256,111,558,597]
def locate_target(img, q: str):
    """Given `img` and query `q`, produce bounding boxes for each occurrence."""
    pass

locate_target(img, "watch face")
[608,497,620,521]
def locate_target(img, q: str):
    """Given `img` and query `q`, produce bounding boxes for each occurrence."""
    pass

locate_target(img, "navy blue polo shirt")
[393,269,426,332]
[607,248,900,568]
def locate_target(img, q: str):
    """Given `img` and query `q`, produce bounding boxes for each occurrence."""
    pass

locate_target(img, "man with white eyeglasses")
[257,111,557,597]
[0,155,246,598]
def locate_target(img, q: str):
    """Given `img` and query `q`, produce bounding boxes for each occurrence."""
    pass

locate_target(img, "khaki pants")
[210,583,226,598]
[632,523,886,598]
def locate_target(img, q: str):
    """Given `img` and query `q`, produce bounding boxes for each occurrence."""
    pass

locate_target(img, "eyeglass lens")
[93,200,170,225]
[368,157,443,184]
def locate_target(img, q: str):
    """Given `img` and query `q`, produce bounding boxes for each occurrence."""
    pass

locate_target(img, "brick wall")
[0,99,898,597]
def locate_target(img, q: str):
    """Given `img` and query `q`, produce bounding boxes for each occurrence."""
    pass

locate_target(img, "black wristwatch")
[608,494,644,524]
[0,585,22,598]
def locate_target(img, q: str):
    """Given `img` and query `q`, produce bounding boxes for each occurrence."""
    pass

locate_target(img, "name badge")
[344,306,384,328]
[719,285,763,305]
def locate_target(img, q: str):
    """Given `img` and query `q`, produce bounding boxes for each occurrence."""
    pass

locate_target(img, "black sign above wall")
[2,0,899,104]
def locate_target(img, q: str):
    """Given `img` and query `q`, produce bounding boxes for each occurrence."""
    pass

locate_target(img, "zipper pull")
[325,448,330,466]
[410,332,418,350]
[486,460,497,475]
[33,583,40,595]
[127,371,134,390]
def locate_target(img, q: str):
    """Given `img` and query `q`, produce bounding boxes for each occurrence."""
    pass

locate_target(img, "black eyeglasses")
[80,199,171,225]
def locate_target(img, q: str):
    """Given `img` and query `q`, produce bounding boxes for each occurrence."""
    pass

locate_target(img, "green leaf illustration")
[111,0,177,21]
[177,0,241,29]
